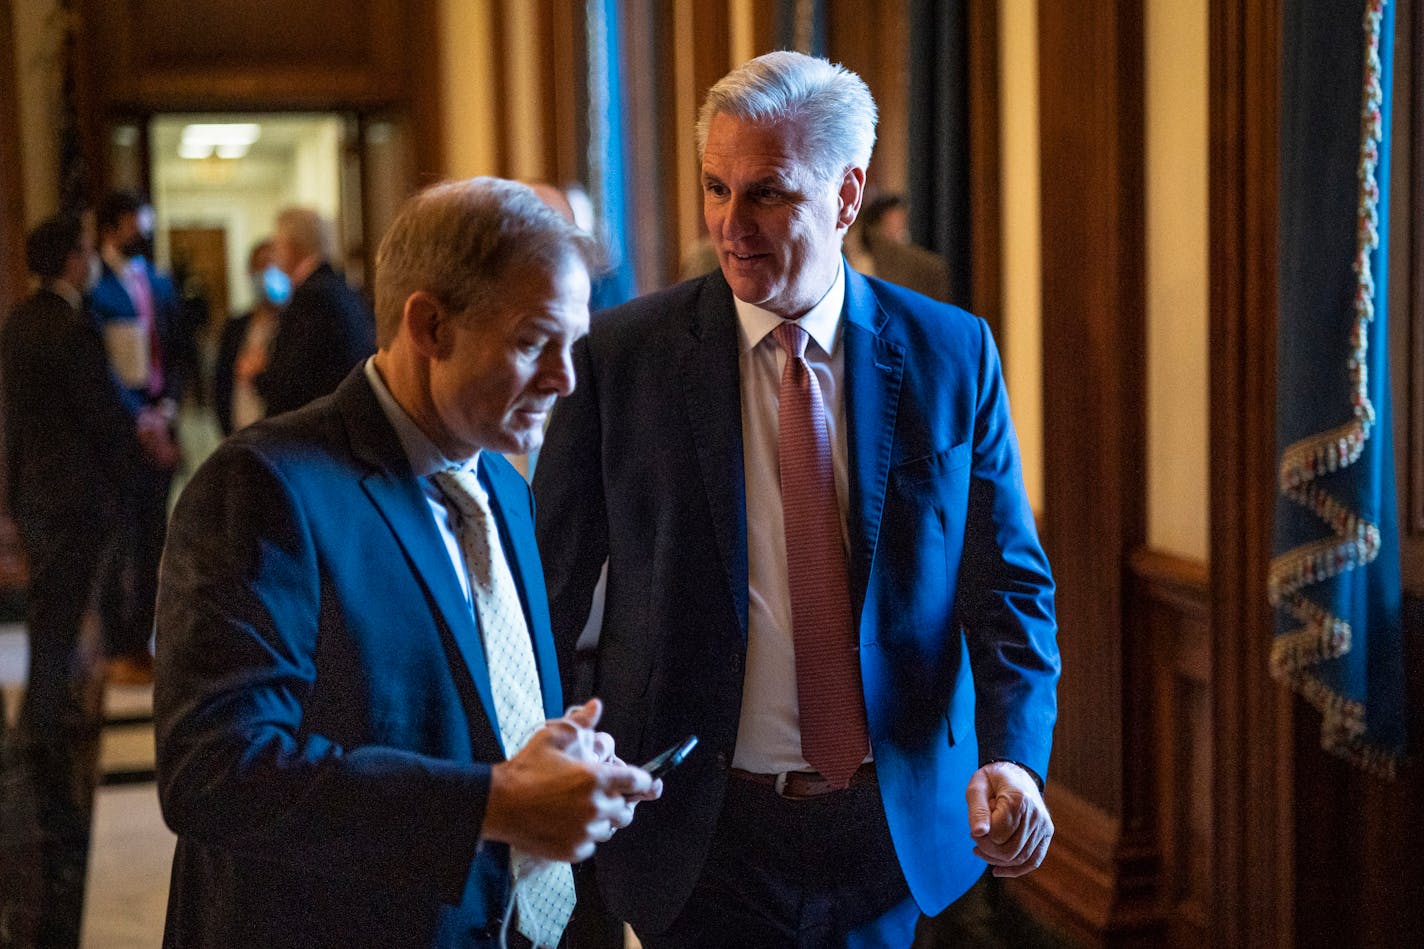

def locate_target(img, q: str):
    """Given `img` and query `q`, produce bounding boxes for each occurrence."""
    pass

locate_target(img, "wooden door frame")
[1207,0,1294,944]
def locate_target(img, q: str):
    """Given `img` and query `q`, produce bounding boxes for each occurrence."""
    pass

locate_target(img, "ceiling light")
[179,123,261,160]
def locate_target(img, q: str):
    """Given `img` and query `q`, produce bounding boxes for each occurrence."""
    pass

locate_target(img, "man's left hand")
[966,761,1053,878]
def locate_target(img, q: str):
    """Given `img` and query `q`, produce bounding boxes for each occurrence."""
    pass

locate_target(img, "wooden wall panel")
[1035,0,1147,817]
[0,0,27,311]
[1207,0,1293,944]
[966,0,1001,333]
[0,0,31,599]
[539,0,586,186]
[1008,547,1208,948]
[1135,549,1211,948]
[79,0,407,108]
[826,0,909,194]
[1391,0,1424,589]
[622,0,681,289]
[1010,1,1158,942]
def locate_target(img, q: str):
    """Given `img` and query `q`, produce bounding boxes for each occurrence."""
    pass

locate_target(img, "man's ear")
[837,166,867,229]
[405,291,449,359]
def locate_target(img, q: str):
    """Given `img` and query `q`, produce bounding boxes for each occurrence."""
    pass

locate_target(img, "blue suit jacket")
[534,266,1059,931]
[88,257,183,410]
[155,368,562,947]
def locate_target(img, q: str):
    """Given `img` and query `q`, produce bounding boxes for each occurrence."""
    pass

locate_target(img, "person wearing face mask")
[0,214,154,947]
[253,206,376,417]
[213,238,291,435]
[89,189,183,686]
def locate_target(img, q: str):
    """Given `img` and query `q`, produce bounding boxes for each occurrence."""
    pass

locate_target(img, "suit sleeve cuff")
[984,757,1045,791]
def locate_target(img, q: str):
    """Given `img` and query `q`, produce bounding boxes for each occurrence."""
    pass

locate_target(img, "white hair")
[695,50,878,182]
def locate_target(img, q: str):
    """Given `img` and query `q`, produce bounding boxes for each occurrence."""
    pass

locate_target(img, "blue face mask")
[259,265,292,306]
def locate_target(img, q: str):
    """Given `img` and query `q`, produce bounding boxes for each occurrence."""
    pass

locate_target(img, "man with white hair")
[536,51,1059,946]
[156,178,658,948]
[255,205,376,416]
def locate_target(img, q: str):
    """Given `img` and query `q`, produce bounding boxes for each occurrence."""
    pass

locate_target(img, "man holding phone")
[155,178,659,949]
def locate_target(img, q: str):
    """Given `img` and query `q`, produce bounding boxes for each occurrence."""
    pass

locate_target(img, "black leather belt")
[729,762,876,799]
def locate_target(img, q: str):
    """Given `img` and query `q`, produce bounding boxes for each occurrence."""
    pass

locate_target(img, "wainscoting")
[1010,547,1209,948]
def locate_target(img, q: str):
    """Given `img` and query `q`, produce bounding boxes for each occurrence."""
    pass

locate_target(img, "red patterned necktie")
[772,321,869,789]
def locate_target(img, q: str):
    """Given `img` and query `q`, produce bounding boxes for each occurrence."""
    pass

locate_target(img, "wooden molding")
[1035,0,1147,816]
[1007,785,1165,947]
[0,0,27,303]
[1390,0,1424,589]
[1128,547,1210,617]
[1020,3,1155,942]
[967,0,1002,338]
[1207,0,1293,944]
[408,0,445,182]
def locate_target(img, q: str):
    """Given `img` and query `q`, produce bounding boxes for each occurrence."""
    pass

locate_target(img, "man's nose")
[543,345,577,396]
[721,195,755,240]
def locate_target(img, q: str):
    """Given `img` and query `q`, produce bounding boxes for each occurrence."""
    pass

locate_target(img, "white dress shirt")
[363,358,481,611]
[731,262,861,774]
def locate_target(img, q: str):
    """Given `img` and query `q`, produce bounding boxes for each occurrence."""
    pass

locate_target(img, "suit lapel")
[842,268,904,621]
[679,275,750,637]
[339,373,502,737]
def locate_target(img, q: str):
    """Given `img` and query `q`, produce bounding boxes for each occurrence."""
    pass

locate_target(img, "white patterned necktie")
[432,466,575,949]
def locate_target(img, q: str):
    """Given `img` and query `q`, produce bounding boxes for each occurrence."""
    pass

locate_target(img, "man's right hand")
[137,407,179,470]
[482,701,656,862]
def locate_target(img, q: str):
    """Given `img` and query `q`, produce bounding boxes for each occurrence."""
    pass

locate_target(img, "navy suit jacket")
[534,266,1059,931]
[256,262,377,417]
[155,368,562,947]
[1,288,139,520]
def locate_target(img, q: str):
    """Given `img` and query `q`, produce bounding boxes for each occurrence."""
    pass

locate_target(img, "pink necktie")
[773,322,869,788]
[124,261,164,397]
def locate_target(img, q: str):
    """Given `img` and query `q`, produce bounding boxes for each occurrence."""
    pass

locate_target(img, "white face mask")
[86,253,103,292]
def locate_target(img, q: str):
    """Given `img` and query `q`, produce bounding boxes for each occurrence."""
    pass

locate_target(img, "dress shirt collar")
[362,357,479,479]
[734,258,846,357]
[101,244,137,277]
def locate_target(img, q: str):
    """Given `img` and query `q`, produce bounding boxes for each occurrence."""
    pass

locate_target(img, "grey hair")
[373,177,599,347]
[274,207,335,262]
[695,50,878,182]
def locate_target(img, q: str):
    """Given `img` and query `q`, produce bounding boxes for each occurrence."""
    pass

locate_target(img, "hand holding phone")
[639,736,698,779]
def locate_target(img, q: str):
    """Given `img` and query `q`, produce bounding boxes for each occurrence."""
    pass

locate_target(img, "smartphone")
[639,736,698,779]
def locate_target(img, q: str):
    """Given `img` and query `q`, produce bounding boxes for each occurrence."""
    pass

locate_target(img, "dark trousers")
[14,510,112,736]
[101,459,171,659]
[637,771,921,949]
[1,509,113,949]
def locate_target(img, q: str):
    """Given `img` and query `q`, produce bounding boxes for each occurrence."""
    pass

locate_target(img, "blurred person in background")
[0,214,157,948]
[253,206,376,417]
[847,192,953,303]
[213,238,290,435]
[89,190,182,685]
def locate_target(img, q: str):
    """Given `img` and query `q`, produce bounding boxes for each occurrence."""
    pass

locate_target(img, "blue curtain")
[1274,0,1404,777]
[585,0,636,308]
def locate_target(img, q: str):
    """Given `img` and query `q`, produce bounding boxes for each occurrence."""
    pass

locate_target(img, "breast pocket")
[892,440,972,497]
